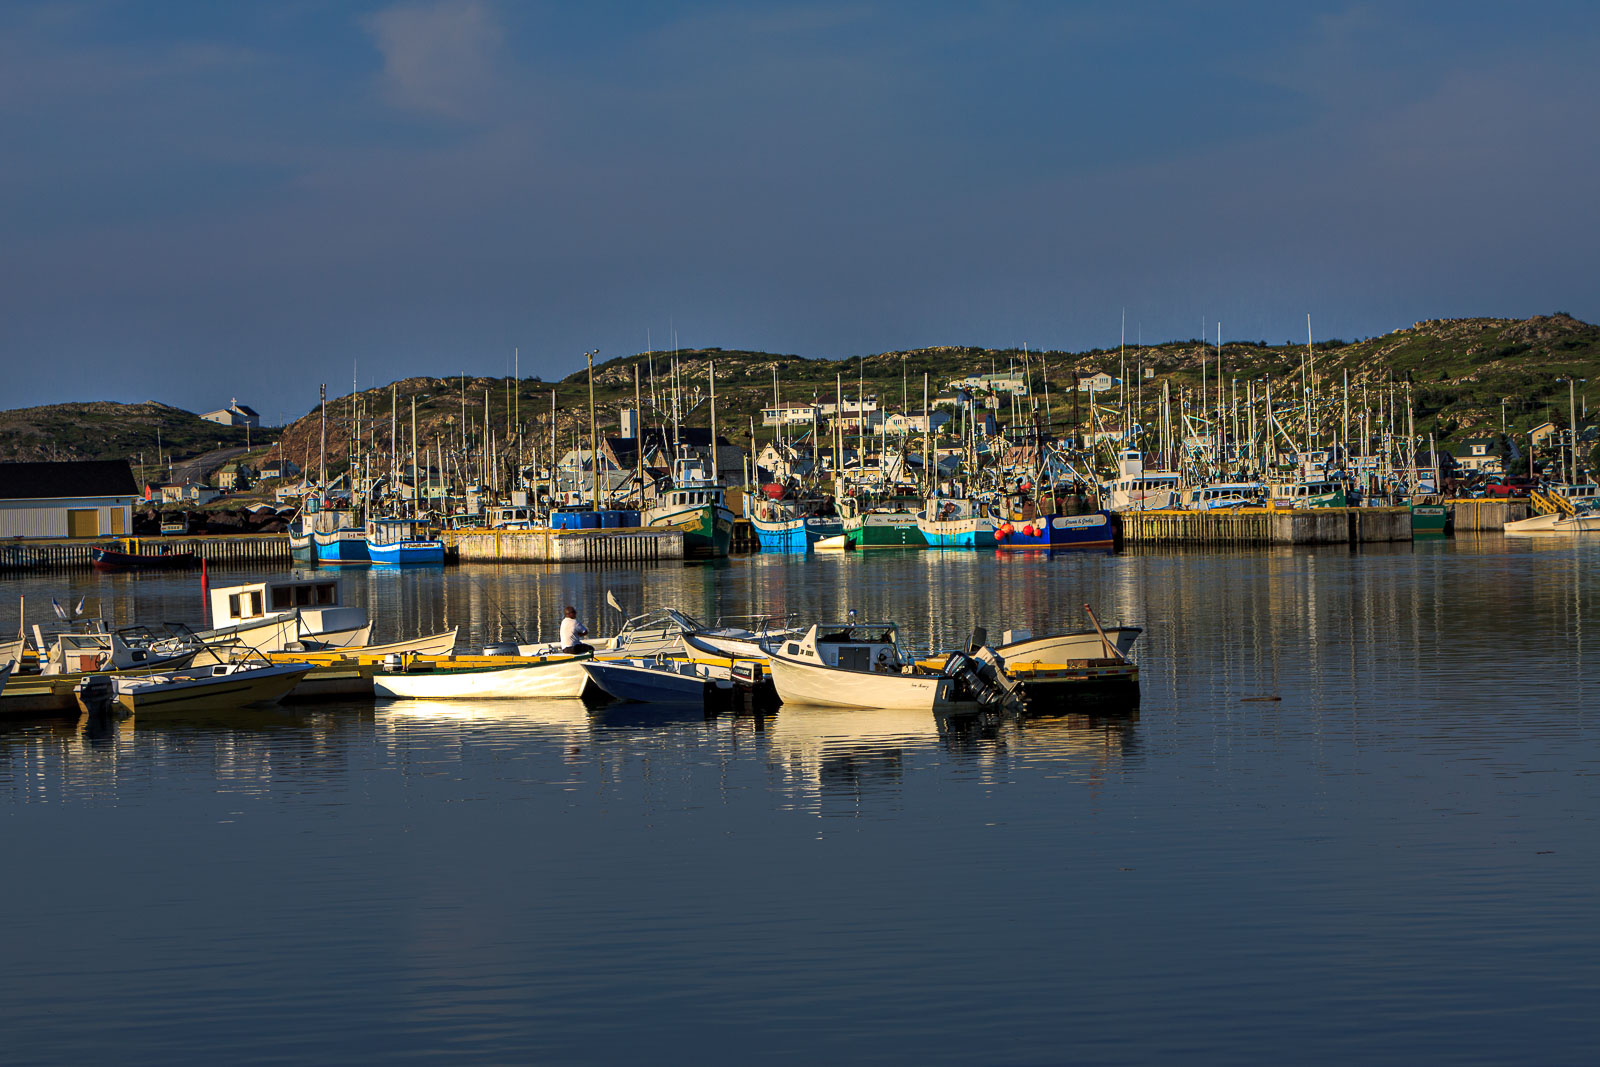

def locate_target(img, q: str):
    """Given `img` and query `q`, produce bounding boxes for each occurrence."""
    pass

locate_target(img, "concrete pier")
[1448,499,1531,531]
[442,528,685,563]
[1119,507,1413,547]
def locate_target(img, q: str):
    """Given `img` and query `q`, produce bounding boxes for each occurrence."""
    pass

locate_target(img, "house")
[1529,421,1560,449]
[215,463,253,490]
[949,374,1028,395]
[159,482,223,506]
[760,402,823,428]
[201,399,261,429]
[258,459,300,480]
[1451,438,1503,475]
[1077,372,1119,393]
[882,411,951,436]
[0,460,139,539]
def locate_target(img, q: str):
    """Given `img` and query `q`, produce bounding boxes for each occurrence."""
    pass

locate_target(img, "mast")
[318,383,327,490]
[411,395,418,518]
[586,349,600,508]
[709,359,719,483]
[634,364,644,508]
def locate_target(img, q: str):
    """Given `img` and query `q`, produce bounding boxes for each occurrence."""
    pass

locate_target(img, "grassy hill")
[0,401,260,476]
[7,314,1598,478]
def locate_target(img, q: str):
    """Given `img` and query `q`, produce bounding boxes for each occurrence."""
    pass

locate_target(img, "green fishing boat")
[843,509,928,548]
[1409,502,1449,536]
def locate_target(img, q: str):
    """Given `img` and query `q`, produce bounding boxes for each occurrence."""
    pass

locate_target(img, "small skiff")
[113,661,315,714]
[372,654,591,700]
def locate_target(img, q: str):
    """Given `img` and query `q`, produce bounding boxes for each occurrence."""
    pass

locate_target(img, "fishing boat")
[112,660,315,714]
[90,545,199,571]
[766,621,1018,712]
[749,501,846,551]
[1179,483,1269,510]
[916,498,998,548]
[313,523,370,563]
[1101,451,1182,511]
[1268,479,1348,509]
[288,517,316,560]
[365,518,445,565]
[372,654,592,700]
[994,511,1115,550]
[843,508,926,547]
[1409,502,1450,536]
[643,453,735,558]
[198,574,372,656]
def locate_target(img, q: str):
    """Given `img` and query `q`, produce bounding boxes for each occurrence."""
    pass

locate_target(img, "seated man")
[559,605,593,655]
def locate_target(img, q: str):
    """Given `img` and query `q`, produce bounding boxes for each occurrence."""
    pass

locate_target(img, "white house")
[949,374,1027,395]
[760,402,822,428]
[1077,372,1119,393]
[0,460,138,539]
[201,399,261,428]
[883,411,952,436]
[1452,438,1503,475]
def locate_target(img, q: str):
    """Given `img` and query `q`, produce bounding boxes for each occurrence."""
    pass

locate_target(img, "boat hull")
[314,529,370,563]
[996,628,1142,663]
[995,512,1115,550]
[116,663,314,714]
[367,539,446,565]
[91,547,198,571]
[751,515,846,551]
[917,516,998,548]
[1409,504,1450,535]
[767,652,968,711]
[583,661,712,703]
[373,658,590,699]
[844,511,927,548]
[647,503,734,557]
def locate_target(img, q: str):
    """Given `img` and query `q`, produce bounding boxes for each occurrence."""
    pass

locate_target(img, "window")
[228,594,242,619]
[249,591,263,616]
[294,586,312,606]
[270,587,291,610]
[316,584,335,605]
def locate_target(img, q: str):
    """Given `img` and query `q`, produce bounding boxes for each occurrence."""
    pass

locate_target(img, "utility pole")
[586,349,601,508]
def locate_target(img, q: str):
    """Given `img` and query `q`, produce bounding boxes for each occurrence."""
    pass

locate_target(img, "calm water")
[3,538,1599,1064]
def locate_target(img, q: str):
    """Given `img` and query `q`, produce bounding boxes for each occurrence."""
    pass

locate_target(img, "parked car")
[1483,477,1534,497]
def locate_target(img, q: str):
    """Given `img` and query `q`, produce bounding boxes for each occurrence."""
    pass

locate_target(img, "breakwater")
[1118,507,1413,547]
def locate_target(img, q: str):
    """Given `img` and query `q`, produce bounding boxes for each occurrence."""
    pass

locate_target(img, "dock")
[0,533,291,573]
[441,528,685,563]
[1118,507,1413,547]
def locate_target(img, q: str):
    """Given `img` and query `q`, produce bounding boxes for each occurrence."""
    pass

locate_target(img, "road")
[169,446,248,487]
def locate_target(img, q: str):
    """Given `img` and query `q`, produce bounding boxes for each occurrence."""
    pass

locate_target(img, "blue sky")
[2,1,1598,422]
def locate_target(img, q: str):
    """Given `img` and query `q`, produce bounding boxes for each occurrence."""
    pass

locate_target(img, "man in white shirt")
[559,605,592,654]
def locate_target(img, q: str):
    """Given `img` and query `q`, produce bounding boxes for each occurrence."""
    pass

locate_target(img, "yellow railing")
[1530,489,1574,517]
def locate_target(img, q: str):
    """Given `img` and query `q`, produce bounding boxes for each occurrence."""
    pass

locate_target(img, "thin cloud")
[363,0,501,121]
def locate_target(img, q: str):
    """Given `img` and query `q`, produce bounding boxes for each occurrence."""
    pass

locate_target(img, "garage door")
[67,509,99,538]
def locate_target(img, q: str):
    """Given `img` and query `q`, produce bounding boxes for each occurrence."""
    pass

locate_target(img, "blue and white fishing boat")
[313,523,369,563]
[995,511,1116,551]
[288,517,316,560]
[366,518,445,565]
[750,500,845,551]
[915,498,998,548]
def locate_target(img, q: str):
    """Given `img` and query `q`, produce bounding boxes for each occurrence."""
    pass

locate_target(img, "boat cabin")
[1271,481,1347,507]
[209,574,364,635]
[1181,484,1268,509]
[367,518,432,545]
[487,506,535,529]
[1551,484,1600,506]
[921,497,987,522]
[781,623,908,673]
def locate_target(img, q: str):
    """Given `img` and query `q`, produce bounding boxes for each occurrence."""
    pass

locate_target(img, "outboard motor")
[942,649,1023,711]
[76,674,117,717]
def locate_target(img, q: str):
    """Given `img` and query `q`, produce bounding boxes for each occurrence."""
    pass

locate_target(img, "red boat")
[90,546,199,571]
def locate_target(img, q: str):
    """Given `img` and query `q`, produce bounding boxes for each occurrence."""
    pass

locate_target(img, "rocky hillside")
[0,401,256,467]
[6,314,1597,473]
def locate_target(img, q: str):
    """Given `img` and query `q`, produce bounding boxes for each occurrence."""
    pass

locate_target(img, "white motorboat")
[766,622,1018,712]
[199,573,372,657]
[512,609,795,661]
[372,654,592,700]
[113,661,315,714]
[995,626,1142,664]
[1506,504,1600,534]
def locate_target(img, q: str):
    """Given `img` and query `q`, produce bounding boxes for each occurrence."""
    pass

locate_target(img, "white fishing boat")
[1180,482,1269,510]
[766,622,1017,712]
[198,574,372,658]
[113,661,315,714]
[1102,451,1182,511]
[372,654,592,700]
